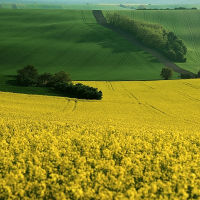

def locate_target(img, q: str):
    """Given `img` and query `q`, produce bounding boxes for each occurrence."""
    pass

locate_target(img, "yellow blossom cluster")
[0,80,200,199]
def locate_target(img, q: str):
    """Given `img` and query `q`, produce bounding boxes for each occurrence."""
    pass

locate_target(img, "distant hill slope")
[0,3,128,10]
[0,9,176,81]
[103,9,200,74]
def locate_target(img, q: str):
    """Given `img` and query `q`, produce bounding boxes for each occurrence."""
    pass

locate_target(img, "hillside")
[103,9,200,74]
[1,79,200,198]
[0,9,172,81]
[0,3,128,10]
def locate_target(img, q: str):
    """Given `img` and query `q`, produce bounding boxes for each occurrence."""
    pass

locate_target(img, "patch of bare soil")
[93,10,195,77]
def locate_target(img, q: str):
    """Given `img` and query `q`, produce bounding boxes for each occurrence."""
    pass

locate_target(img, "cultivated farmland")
[103,9,200,74]
[0,80,200,199]
[1,5,200,199]
[0,9,177,81]
[0,3,129,10]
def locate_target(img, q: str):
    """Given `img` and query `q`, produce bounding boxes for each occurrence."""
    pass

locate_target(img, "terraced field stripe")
[1,4,12,9]
[183,10,200,62]
[156,10,161,24]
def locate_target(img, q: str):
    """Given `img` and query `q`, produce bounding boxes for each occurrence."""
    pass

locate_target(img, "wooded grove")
[106,13,187,62]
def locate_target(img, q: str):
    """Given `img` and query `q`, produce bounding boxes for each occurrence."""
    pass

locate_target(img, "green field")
[115,4,200,9]
[1,9,200,81]
[147,4,200,9]
[0,3,128,10]
[0,9,172,81]
[103,9,200,74]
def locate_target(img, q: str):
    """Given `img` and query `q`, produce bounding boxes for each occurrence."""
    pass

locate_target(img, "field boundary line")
[177,91,200,102]
[139,82,154,89]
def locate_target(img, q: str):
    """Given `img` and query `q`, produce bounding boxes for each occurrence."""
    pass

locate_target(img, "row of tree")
[160,67,200,80]
[119,4,198,10]
[54,82,102,100]
[17,65,103,100]
[106,13,187,62]
[137,7,198,10]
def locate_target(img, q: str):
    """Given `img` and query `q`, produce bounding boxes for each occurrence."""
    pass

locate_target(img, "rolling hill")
[1,79,200,198]
[0,9,171,81]
[0,3,128,10]
[1,8,200,81]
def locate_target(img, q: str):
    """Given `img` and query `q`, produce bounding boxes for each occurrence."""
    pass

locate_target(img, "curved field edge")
[0,79,200,199]
[103,9,200,74]
[0,9,179,81]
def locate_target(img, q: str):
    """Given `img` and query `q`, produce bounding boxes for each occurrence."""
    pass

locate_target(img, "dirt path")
[93,10,195,77]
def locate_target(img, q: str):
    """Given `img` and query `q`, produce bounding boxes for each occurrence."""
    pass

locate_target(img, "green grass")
[0,75,75,97]
[0,9,176,81]
[147,4,200,9]
[1,4,128,10]
[119,4,200,9]
[1,4,13,9]
[103,9,200,74]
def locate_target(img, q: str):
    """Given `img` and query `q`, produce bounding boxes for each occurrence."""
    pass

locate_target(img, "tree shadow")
[76,23,144,54]
[0,75,78,99]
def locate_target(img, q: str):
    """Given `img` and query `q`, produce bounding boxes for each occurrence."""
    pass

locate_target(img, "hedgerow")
[16,65,102,100]
[54,82,103,100]
[106,13,187,62]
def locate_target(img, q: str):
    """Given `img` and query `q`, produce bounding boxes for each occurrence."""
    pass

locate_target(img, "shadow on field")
[0,75,78,98]
[76,23,145,54]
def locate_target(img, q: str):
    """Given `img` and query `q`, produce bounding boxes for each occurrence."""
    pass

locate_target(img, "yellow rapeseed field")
[0,80,200,199]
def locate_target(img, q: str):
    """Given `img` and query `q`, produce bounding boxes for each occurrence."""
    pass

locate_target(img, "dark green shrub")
[54,82,102,100]
[38,73,53,87]
[160,68,174,80]
[17,65,38,86]
[179,73,192,79]
[166,50,177,60]
[49,71,72,86]
[196,70,200,78]
[176,51,185,62]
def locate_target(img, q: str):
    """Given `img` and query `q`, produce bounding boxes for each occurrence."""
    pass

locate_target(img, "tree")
[160,68,174,80]
[137,5,147,9]
[49,71,72,86]
[38,72,53,87]
[17,65,38,86]
[179,73,191,79]
[166,49,177,60]
[196,70,200,78]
